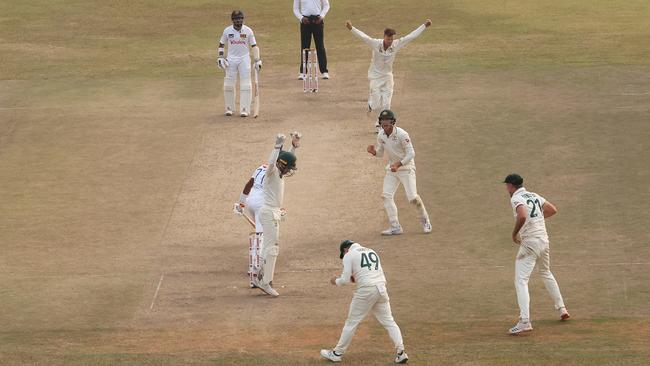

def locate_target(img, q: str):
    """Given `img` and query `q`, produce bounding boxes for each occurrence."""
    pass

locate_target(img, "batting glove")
[233,202,244,216]
[254,59,263,72]
[217,58,228,70]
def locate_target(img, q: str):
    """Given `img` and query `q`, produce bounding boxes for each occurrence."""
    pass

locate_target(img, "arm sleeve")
[219,29,227,45]
[335,254,353,286]
[293,0,303,21]
[400,132,415,165]
[395,24,426,50]
[321,0,330,18]
[249,29,257,48]
[266,147,280,176]
[350,27,378,48]
[511,197,525,211]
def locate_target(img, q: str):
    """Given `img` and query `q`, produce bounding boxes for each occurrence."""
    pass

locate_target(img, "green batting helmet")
[278,151,296,169]
[378,109,396,123]
[339,240,354,259]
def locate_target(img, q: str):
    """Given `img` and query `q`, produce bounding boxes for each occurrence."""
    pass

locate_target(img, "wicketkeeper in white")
[367,110,432,235]
[217,10,262,117]
[504,173,570,335]
[345,19,431,130]
[234,135,301,287]
[320,240,408,364]
[253,133,301,297]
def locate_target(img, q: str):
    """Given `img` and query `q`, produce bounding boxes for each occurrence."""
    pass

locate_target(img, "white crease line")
[149,273,164,310]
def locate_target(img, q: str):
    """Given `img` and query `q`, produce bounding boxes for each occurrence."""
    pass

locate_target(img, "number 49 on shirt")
[361,252,379,270]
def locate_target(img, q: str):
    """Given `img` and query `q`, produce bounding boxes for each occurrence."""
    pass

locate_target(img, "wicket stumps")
[302,48,319,93]
[248,233,263,287]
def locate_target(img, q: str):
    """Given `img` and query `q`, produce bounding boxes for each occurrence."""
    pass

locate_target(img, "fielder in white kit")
[321,240,408,364]
[345,19,431,130]
[504,173,570,335]
[367,110,432,235]
[234,134,301,287]
[217,10,262,117]
[253,133,300,297]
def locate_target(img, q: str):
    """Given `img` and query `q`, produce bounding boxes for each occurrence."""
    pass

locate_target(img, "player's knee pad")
[240,78,252,91]
[268,244,279,257]
[223,76,236,89]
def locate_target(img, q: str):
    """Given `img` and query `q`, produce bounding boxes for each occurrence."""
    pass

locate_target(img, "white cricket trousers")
[368,74,394,112]
[334,283,404,355]
[382,167,429,226]
[515,237,566,320]
[245,195,264,233]
[259,206,281,286]
[223,56,252,114]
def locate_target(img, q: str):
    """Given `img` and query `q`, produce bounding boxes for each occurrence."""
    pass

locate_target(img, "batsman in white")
[345,19,432,131]
[253,133,301,297]
[234,135,301,286]
[321,240,408,364]
[367,110,432,235]
[217,10,262,117]
[504,173,570,335]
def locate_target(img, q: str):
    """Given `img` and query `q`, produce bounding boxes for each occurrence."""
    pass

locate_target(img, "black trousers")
[300,21,328,73]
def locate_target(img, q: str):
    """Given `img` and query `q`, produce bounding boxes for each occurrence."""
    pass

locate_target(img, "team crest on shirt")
[240,34,246,38]
[228,34,234,38]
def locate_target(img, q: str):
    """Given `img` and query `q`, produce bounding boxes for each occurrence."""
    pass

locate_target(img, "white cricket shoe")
[240,112,248,118]
[421,218,432,233]
[559,307,571,321]
[225,110,233,116]
[253,278,279,297]
[508,319,533,334]
[381,224,403,236]
[322,72,330,79]
[320,349,342,362]
[395,350,409,364]
[298,73,305,80]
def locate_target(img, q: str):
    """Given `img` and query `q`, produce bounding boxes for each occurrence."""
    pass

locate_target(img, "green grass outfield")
[1,0,649,365]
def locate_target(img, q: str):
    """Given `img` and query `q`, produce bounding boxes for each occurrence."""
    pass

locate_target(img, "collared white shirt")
[375,126,416,170]
[350,24,426,79]
[510,187,549,239]
[246,164,268,207]
[293,0,330,21]
[219,25,256,59]
[335,243,387,288]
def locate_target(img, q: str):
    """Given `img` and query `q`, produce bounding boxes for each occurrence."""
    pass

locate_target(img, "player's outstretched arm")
[347,21,376,47]
[266,134,285,175]
[396,20,430,49]
[288,131,302,154]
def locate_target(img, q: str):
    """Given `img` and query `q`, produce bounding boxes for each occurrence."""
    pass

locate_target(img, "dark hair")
[384,28,396,37]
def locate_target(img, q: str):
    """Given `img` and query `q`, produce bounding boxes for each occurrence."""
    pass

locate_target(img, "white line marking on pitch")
[149,273,164,310]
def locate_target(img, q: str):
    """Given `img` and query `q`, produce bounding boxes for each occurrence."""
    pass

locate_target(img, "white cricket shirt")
[511,187,549,239]
[335,243,387,288]
[219,25,256,59]
[375,126,416,170]
[293,0,330,20]
[350,25,426,79]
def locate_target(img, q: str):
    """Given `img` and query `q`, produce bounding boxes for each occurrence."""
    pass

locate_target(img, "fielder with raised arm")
[253,133,300,297]
[367,110,432,235]
[321,240,408,364]
[346,19,431,131]
[217,10,262,117]
[503,173,570,335]
[234,135,301,287]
